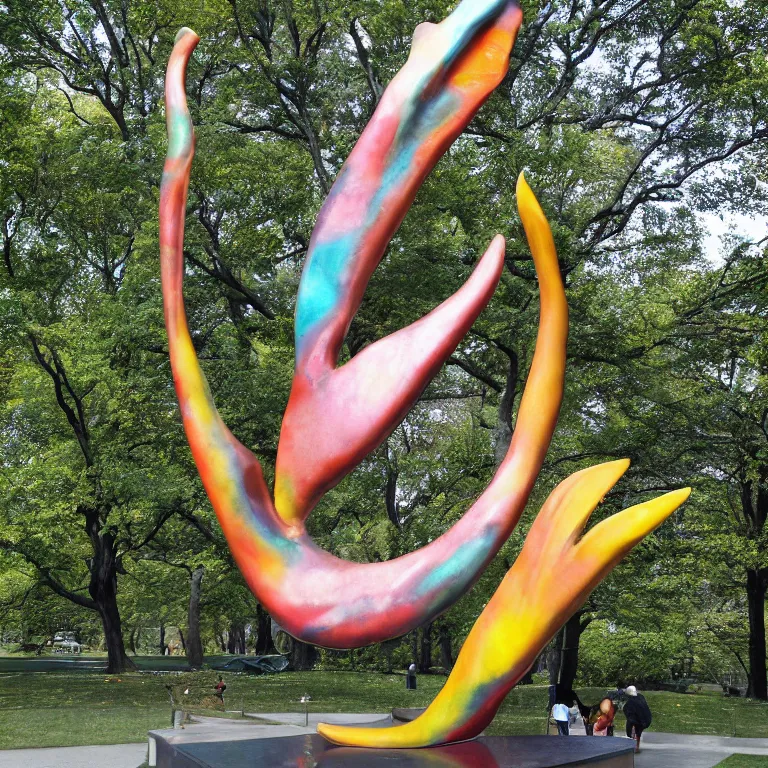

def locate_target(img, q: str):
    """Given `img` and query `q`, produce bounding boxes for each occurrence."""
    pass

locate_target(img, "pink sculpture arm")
[160,1,568,649]
[275,0,523,523]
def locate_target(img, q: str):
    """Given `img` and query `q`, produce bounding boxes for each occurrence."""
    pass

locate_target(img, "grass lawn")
[715,757,768,767]
[2,667,768,749]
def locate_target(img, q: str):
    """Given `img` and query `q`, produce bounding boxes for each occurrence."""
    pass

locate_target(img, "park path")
[566,714,768,767]
[0,743,147,768]
[563,716,768,767]
[635,732,768,768]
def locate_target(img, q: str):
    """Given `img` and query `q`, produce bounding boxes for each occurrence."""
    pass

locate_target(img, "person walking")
[552,701,570,735]
[623,685,652,752]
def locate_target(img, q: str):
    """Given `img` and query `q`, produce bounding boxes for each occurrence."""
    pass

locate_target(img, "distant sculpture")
[160,0,690,749]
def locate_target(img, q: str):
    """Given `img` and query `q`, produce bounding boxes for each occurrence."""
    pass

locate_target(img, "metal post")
[300,695,311,726]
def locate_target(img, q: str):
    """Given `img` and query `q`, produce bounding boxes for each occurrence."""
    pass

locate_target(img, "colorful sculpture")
[161,0,568,650]
[160,0,690,749]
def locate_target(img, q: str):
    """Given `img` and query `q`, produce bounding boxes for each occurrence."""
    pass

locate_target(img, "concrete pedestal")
[152,732,634,768]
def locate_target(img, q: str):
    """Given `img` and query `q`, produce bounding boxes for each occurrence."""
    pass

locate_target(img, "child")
[552,701,570,735]
[593,698,615,736]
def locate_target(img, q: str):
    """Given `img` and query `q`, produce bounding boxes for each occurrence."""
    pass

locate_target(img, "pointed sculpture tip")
[597,457,631,483]
[175,27,200,44]
[516,170,528,194]
[316,722,338,744]
[579,458,631,493]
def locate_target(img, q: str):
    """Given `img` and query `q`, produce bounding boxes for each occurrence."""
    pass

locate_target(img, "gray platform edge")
[151,732,635,768]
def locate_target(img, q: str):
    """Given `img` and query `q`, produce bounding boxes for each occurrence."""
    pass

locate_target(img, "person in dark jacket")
[623,685,652,752]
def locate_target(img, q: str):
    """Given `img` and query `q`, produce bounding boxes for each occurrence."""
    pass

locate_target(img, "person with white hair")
[623,685,652,752]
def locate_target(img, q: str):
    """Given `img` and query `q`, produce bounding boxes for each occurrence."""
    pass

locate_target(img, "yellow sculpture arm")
[318,459,690,747]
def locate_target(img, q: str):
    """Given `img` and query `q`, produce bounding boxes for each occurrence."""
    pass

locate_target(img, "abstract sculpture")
[160,0,690,749]
[161,0,564,651]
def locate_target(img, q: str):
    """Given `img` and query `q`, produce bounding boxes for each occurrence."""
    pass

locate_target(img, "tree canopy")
[0,0,767,692]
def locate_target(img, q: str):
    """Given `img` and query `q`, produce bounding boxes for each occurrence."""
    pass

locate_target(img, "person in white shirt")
[552,702,570,735]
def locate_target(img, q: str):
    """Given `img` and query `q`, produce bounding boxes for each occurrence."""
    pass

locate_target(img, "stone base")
[153,732,634,768]
[391,707,427,722]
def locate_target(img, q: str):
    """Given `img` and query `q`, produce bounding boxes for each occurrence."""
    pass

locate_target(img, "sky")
[701,210,768,264]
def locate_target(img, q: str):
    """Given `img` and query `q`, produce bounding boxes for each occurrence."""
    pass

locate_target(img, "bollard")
[406,664,417,690]
[300,695,311,726]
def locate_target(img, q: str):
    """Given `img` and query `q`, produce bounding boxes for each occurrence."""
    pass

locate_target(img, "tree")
[1,0,767,683]
[563,232,768,695]
[0,77,195,671]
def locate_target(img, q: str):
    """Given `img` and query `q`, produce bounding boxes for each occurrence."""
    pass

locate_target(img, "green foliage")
[578,620,687,687]
[715,757,768,768]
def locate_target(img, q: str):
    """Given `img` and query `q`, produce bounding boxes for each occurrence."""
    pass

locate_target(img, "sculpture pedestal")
[151,732,634,768]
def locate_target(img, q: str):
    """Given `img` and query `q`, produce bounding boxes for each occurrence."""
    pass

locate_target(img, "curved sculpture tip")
[515,171,538,206]
[176,26,199,43]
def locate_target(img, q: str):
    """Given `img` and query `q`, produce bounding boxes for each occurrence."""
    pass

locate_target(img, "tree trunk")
[418,622,433,673]
[227,623,246,655]
[493,349,519,466]
[520,663,535,685]
[186,565,205,669]
[746,568,767,700]
[178,628,186,653]
[382,638,399,674]
[85,516,134,673]
[255,604,275,655]
[438,622,453,670]
[98,593,134,673]
[289,639,317,671]
[128,627,137,655]
[411,631,418,667]
[227,625,236,654]
[548,628,564,686]
[559,613,589,692]
[159,622,166,656]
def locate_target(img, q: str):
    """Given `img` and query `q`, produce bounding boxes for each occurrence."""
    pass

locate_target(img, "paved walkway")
[566,715,768,766]
[149,712,387,748]
[636,732,768,768]
[247,712,388,727]
[0,743,147,768]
